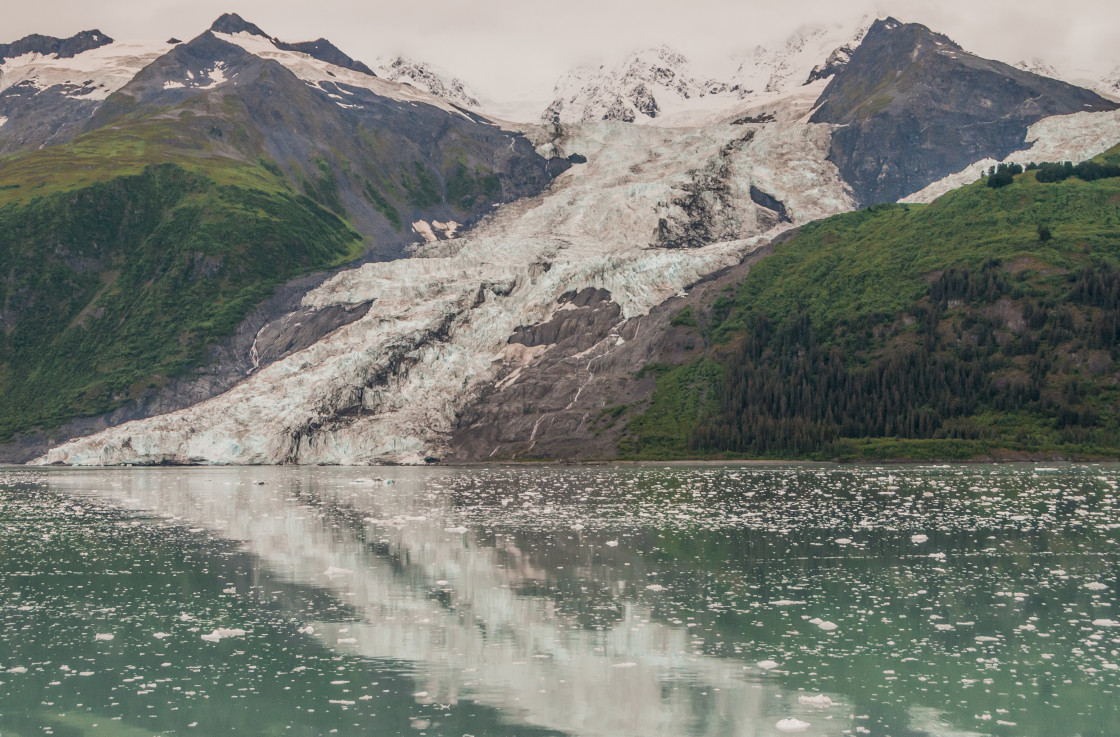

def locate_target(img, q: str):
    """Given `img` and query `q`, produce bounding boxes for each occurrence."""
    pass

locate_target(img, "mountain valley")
[2,12,1119,464]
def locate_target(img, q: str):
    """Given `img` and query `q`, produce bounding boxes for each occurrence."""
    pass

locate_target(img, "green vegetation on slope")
[0,163,361,441]
[623,145,1120,460]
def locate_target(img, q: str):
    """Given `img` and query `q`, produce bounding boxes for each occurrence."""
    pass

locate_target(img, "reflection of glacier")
[45,467,847,737]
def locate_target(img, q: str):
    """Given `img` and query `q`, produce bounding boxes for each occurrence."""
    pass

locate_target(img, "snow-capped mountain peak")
[542,45,730,125]
[540,17,879,126]
[209,13,374,76]
[209,12,270,39]
[0,29,114,62]
[1014,57,1062,80]
[1099,66,1120,101]
[374,56,481,109]
[0,34,173,101]
[734,16,877,97]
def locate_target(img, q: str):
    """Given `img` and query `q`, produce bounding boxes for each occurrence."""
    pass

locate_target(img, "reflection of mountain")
[45,467,820,737]
[40,464,1120,737]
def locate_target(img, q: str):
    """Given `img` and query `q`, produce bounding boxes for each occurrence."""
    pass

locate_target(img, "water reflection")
[4,464,1118,737]
[41,467,808,737]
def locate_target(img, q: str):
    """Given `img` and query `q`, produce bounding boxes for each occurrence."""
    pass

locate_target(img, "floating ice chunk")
[611,662,638,668]
[323,566,353,579]
[201,627,246,642]
[798,694,836,707]
[94,633,114,641]
[757,660,780,670]
[7,666,27,674]
[645,584,666,592]
[298,625,315,635]
[771,600,807,606]
[435,580,449,586]
[444,526,468,534]
[911,534,929,543]
[1092,618,1120,627]
[816,620,838,631]
[153,632,171,639]
[776,718,810,732]
[605,540,619,547]
[1085,582,1109,591]
[834,538,853,545]
[337,637,357,644]
[179,613,195,622]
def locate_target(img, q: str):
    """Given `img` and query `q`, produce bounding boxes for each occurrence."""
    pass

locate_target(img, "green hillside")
[0,162,360,442]
[624,145,1120,460]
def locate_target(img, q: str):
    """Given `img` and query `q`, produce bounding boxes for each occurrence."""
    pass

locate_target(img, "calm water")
[1,464,1118,737]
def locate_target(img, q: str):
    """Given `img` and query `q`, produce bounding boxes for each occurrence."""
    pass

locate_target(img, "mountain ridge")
[3,10,1120,464]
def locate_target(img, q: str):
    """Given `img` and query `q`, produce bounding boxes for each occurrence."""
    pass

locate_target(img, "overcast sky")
[5,0,1118,99]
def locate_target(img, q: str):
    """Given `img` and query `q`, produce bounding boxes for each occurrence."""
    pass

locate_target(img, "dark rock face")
[0,85,102,155]
[250,302,373,367]
[749,186,791,223]
[810,18,1119,206]
[210,14,375,76]
[449,245,776,461]
[0,30,113,60]
[0,30,116,153]
[508,288,620,349]
[209,13,270,38]
[275,39,375,76]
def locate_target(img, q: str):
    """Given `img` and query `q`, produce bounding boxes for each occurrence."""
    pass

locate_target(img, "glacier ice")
[36,87,852,466]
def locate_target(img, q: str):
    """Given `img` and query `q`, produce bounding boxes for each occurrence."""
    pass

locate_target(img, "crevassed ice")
[35,86,852,466]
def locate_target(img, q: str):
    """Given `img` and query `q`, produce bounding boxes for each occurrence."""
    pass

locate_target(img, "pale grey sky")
[5,0,1118,99]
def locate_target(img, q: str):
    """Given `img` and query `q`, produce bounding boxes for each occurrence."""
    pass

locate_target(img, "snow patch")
[902,109,1120,203]
[0,40,173,101]
[214,31,471,119]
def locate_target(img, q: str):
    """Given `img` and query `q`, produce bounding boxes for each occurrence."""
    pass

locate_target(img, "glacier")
[35,86,852,466]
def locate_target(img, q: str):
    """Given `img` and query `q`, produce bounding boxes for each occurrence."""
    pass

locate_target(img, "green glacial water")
[1,464,1118,737]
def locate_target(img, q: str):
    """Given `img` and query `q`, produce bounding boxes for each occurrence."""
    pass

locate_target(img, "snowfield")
[0,40,173,100]
[213,31,473,117]
[36,87,853,466]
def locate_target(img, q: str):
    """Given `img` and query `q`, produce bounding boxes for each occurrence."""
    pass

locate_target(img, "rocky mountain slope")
[810,18,1118,206]
[0,14,565,460]
[374,56,482,110]
[36,85,855,465]
[0,31,173,153]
